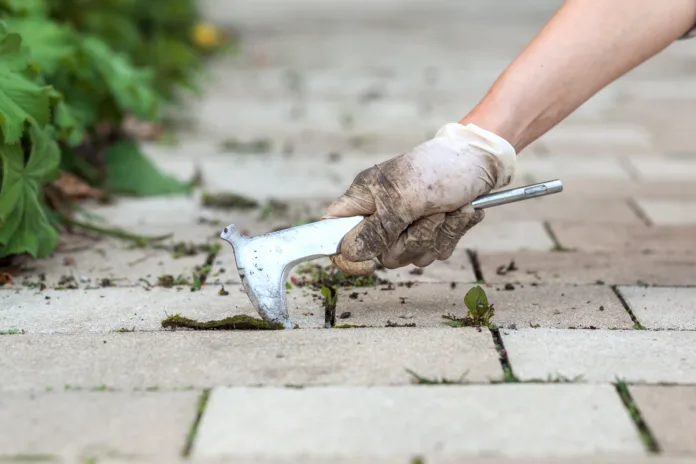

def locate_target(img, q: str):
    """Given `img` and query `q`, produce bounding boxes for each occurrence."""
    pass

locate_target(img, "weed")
[291,263,389,290]
[405,368,468,385]
[321,286,338,328]
[0,329,25,335]
[201,192,258,209]
[615,380,660,452]
[182,389,210,457]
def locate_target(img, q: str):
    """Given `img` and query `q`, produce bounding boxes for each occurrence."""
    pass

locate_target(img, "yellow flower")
[192,22,220,48]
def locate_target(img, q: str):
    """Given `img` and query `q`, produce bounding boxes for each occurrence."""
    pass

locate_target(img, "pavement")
[2,0,696,462]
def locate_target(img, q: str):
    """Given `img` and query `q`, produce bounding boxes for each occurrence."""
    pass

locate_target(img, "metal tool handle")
[471,179,562,209]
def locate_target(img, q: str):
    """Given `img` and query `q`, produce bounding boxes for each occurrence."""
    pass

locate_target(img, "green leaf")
[79,37,158,120]
[104,139,190,196]
[6,17,75,75]
[0,125,60,258]
[464,285,488,314]
[0,0,47,15]
[0,26,51,143]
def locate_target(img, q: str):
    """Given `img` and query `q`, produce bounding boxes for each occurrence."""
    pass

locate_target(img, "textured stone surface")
[483,283,633,329]
[191,384,644,460]
[482,196,643,225]
[0,329,502,391]
[478,251,696,286]
[629,385,696,455]
[634,198,696,225]
[618,286,696,330]
[548,222,696,254]
[0,286,331,333]
[503,329,696,383]
[0,391,199,461]
[459,220,555,252]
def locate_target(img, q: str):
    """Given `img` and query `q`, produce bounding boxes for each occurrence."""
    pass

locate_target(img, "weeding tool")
[220,179,563,328]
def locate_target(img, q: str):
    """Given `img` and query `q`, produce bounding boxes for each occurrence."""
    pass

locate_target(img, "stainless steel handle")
[471,179,563,209]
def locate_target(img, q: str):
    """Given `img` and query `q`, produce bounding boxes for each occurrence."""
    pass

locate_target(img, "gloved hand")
[324,122,517,275]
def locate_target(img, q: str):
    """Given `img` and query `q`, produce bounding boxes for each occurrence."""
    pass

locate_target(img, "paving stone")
[488,283,632,329]
[10,238,204,289]
[502,329,696,383]
[0,285,328,333]
[459,220,555,252]
[0,329,502,391]
[548,222,696,254]
[634,198,696,225]
[513,155,633,182]
[618,286,696,330]
[628,158,696,182]
[0,391,199,461]
[482,196,643,225]
[191,384,644,460]
[477,251,696,286]
[537,123,653,148]
[629,385,696,455]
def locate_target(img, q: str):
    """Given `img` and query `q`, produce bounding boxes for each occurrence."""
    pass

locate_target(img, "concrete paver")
[483,283,633,329]
[0,329,502,391]
[548,222,696,254]
[629,385,696,455]
[502,329,696,383]
[0,286,328,333]
[460,220,555,252]
[628,158,696,182]
[477,251,696,286]
[0,391,199,461]
[634,198,696,225]
[191,384,645,460]
[618,286,696,330]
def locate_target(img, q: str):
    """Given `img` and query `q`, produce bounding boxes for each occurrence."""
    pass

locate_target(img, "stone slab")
[513,155,633,183]
[0,286,327,333]
[502,329,696,383]
[629,385,696,455]
[628,158,696,182]
[482,197,643,225]
[12,237,204,289]
[477,251,696,286]
[483,283,632,330]
[191,384,644,460]
[460,220,555,252]
[634,199,696,225]
[548,222,696,254]
[0,391,199,461]
[0,329,502,391]
[618,286,696,330]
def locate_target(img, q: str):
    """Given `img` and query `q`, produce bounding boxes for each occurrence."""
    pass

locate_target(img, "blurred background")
[1,0,695,272]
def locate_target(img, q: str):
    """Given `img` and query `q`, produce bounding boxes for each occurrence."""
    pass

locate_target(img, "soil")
[201,192,258,209]
[292,263,390,290]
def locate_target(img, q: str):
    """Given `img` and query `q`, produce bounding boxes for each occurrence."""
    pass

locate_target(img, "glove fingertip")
[330,254,376,276]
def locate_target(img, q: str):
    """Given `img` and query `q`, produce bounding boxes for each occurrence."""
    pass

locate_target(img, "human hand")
[324,123,517,275]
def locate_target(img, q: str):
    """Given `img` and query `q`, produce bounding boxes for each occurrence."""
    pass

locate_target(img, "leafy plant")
[464,285,495,326]
[0,0,229,261]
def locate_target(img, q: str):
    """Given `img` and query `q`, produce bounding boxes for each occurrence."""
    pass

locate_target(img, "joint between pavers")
[614,380,661,453]
[181,388,211,457]
[626,198,653,227]
[465,249,485,283]
[611,285,648,330]
[542,221,574,252]
[489,328,519,383]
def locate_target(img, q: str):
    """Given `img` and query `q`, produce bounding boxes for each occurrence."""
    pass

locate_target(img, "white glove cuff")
[435,122,517,189]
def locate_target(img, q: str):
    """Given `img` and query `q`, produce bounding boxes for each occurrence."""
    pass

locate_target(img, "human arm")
[326,0,696,275]
[461,0,696,151]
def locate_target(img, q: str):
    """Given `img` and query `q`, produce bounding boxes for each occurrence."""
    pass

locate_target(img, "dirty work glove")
[324,122,517,275]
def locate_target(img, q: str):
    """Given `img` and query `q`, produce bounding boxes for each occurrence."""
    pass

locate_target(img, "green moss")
[161,314,284,330]
[0,329,24,335]
[615,380,660,452]
[182,389,210,457]
[333,324,367,329]
[201,191,258,209]
[405,368,467,385]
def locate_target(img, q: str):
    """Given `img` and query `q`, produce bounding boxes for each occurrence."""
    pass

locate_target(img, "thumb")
[324,177,376,219]
[339,210,410,262]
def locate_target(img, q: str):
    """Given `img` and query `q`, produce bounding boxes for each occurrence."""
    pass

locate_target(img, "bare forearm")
[460,0,696,152]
